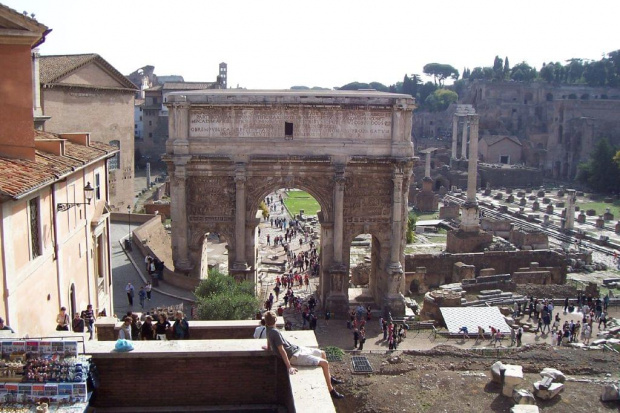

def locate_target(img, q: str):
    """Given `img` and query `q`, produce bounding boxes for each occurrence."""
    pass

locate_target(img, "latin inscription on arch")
[189,107,392,140]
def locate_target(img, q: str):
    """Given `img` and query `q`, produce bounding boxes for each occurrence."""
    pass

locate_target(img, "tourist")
[72,313,85,333]
[140,315,155,340]
[358,327,366,350]
[118,316,132,340]
[155,313,170,340]
[458,326,470,340]
[583,323,592,345]
[542,312,551,334]
[516,326,523,347]
[145,282,152,301]
[309,313,318,331]
[510,327,516,346]
[0,317,14,333]
[494,329,503,347]
[599,311,608,330]
[353,328,360,349]
[172,311,190,339]
[366,305,372,321]
[130,313,141,339]
[552,313,561,333]
[138,287,147,309]
[125,282,135,306]
[325,309,331,326]
[382,318,388,340]
[261,311,344,399]
[604,294,610,311]
[573,321,581,343]
[564,297,569,313]
[145,254,153,272]
[56,307,70,331]
[80,304,96,340]
[477,326,485,341]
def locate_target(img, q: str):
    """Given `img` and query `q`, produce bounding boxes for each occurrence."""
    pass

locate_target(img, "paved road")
[110,222,193,319]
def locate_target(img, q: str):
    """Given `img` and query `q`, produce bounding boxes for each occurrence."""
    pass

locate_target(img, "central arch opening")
[254,188,323,329]
[348,233,380,309]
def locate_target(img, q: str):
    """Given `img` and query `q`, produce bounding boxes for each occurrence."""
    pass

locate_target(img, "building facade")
[0,3,117,336]
[38,53,136,211]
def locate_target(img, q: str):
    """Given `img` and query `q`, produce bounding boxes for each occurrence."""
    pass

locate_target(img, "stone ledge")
[289,367,336,413]
[85,330,319,358]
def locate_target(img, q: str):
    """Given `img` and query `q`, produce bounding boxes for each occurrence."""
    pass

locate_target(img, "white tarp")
[441,307,510,334]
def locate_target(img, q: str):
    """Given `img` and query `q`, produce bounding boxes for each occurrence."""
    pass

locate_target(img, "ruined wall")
[405,250,567,284]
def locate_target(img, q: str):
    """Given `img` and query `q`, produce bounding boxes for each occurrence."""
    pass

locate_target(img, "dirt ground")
[330,344,620,413]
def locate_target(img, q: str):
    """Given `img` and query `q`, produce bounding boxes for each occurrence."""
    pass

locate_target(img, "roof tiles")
[0,130,117,200]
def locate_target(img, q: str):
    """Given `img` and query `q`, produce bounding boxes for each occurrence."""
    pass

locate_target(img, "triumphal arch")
[164,90,415,315]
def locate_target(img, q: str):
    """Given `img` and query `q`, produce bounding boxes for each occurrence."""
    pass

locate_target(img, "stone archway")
[164,90,415,315]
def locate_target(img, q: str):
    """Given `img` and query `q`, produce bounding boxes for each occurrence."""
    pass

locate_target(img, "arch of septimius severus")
[163,90,415,315]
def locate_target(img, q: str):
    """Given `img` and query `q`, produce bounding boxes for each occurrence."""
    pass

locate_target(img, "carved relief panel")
[186,176,236,224]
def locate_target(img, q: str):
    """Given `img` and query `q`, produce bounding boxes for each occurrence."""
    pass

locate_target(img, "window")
[29,197,41,259]
[94,173,101,201]
[499,155,510,164]
[285,122,293,139]
[108,140,120,170]
[149,133,153,138]
[149,121,152,126]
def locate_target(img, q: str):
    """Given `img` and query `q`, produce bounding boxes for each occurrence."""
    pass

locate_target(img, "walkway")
[110,222,194,318]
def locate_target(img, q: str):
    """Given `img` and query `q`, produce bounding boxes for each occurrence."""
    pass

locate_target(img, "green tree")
[368,82,389,92]
[424,88,458,112]
[510,62,537,81]
[566,58,585,83]
[194,269,260,320]
[493,56,504,80]
[418,81,438,109]
[540,63,555,83]
[339,81,370,90]
[503,57,510,77]
[584,60,607,86]
[577,138,620,194]
[406,212,417,243]
[423,63,459,86]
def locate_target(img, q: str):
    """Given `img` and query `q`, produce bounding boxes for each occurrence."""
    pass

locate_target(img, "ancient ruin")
[164,90,415,315]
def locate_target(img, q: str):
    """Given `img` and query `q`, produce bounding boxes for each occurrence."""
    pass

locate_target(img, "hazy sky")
[8,0,620,89]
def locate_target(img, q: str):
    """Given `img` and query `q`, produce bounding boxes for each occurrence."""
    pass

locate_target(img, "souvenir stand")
[0,339,95,412]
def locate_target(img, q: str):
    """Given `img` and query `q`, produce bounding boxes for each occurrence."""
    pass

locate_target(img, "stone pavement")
[110,222,194,318]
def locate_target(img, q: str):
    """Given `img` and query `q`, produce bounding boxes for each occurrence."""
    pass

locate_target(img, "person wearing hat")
[261,310,345,399]
[0,317,14,333]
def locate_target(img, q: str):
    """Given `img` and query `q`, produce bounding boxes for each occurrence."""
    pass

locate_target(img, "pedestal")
[326,266,349,317]
[459,201,480,232]
[383,263,406,317]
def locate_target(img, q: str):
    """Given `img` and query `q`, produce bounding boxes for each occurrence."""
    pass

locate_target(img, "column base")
[174,259,194,274]
[383,294,406,318]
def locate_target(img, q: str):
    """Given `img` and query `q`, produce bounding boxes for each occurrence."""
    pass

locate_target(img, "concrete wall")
[41,88,134,211]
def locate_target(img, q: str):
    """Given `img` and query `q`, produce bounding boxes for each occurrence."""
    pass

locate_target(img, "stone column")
[460,118,468,159]
[466,115,480,203]
[566,189,576,230]
[233,163,248,269]
[451,115,459,159]
[459,114,480,232]
[171,158,192,272]
[389,166,404,268]
[425,151,432,178]
[333,166,345,264]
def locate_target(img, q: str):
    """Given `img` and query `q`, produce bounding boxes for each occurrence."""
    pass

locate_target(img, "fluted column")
[451,115,459,159]
[460,118,468,159]
[389,166,404,268]
[234,163,247,269]
[333,166,345,263]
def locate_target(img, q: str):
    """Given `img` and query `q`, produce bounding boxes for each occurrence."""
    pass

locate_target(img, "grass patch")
[283,190,320,216]
[324,346,345,362]
[414,212,440,221]
[577,200,620,217]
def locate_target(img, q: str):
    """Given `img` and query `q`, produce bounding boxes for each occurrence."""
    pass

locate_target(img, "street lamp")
[127,205,132,240]
[57,182,95,212]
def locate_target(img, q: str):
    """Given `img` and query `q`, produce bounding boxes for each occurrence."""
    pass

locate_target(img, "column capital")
[234,163,246,184]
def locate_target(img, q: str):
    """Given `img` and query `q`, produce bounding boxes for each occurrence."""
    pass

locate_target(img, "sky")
[7,0,620,90]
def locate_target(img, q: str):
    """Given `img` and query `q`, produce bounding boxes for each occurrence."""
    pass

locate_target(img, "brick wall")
[91,355,290,409]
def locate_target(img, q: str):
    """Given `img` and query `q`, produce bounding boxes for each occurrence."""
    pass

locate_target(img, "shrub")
[194,269,260,320]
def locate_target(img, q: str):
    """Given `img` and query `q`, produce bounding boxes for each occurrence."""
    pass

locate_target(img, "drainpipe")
[83,169,92,306]
[0,203,10,325]
[51,183,63,310]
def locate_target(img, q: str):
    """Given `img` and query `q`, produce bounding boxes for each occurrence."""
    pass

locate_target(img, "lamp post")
[56,182,95,212]
[126,205,132,251]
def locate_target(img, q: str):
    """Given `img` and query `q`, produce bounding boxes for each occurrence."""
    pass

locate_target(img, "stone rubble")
[539,368,566,383]
[512,388,536,405]
[601,383,620,402]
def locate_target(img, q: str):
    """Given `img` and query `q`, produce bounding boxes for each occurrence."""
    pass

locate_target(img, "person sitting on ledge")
[262,310,345,399]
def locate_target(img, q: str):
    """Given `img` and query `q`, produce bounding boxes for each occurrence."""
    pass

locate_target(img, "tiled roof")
[162,82,217,91]
[39,54,137,90]
[0,3,50,47]
[481,135,522,147]
[0,131,117,200]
